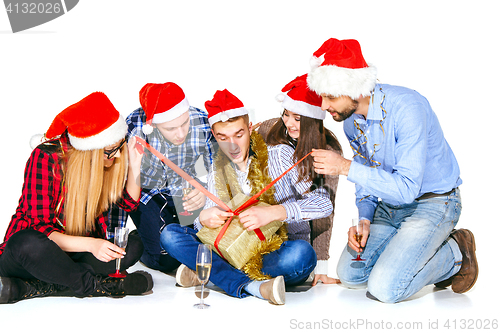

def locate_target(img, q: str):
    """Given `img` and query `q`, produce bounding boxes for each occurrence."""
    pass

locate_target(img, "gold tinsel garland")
[213,131,288,280]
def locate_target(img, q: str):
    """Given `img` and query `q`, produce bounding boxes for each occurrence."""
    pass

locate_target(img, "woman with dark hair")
[0,92,153,304]
[259,74,342,286]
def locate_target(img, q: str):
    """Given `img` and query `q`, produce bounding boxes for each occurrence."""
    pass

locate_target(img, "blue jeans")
[129,193,201,273]
[337,188,463,303]
[161,223,317,298]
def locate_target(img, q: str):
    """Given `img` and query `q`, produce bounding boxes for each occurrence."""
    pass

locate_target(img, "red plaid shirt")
[0,134,139,255]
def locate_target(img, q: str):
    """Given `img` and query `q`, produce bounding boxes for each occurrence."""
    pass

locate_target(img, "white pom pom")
[309,55,324,69]
[142,124,153,135]
[275,93,285,103]
[29,134,45,149]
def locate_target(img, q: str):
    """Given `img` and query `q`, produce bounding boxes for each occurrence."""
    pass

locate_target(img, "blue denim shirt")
[346,84,462,222]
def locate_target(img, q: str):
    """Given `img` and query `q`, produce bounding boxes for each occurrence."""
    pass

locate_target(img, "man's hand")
[348,219,370,252]
[182,188,206,212]
[312,274,341,286]
[311,149,351,176]
[199,206,233,229]
[238,205,287,231]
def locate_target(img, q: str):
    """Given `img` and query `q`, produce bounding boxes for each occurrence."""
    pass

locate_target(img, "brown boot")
[435,229,478,293]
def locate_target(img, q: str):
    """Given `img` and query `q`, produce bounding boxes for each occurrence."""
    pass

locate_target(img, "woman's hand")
[126,136,144,201]
[48,232,125,263]
[88,238,126,262]
[127,136,144,176]
[312,274,341,286]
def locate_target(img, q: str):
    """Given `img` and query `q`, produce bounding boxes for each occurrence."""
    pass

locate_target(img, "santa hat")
[42,92,127,151]
[139,82,190,135]
[307,38,377,100]
[205,89,248,126]
[276,74,325,120]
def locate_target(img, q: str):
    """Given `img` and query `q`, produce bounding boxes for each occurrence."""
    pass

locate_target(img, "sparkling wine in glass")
[179,177,193,216]
[352,218,366,261]
[109,227,129,278]
[194,244,212,309]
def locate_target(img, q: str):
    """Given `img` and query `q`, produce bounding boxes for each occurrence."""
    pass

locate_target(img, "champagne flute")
[352,218,366,261]
[179,177,193,216]
[194,244,212,309]
[109,227,130,278]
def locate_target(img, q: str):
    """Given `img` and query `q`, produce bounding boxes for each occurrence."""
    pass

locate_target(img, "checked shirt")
[0,133,139,255]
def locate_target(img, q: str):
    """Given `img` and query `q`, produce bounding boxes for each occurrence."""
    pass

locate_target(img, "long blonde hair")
[63,143,128,236]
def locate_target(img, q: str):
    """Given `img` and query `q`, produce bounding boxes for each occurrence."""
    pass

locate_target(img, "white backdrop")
[1,0,498,323]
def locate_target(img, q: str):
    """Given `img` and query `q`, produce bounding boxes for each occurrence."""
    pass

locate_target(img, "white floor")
[0,253,493,333]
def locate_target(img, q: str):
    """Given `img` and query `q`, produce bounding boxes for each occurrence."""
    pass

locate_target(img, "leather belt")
[416,188,456,201]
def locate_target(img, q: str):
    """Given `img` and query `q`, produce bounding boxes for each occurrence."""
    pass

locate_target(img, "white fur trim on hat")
[308,63,377,100]
[280,94,325,120]
[69,114,128,151]
[208,106,248,126]
[30,134,45,149]
[151,97,190,124]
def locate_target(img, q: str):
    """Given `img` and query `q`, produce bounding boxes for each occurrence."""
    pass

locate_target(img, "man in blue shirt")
[309,38,478,303]
[109,82,216,273]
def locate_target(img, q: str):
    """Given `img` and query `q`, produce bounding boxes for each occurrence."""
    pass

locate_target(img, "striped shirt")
[194,143,332,241]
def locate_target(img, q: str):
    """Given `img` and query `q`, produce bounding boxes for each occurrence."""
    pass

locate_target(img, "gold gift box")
[196,193,283,270]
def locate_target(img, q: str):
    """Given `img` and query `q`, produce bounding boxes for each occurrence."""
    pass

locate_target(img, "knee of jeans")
[336,269,368,289]
[159,228,174,254]
[336,252,368,289]
[367,270,403,303]
[160,224,183,254]
[283,240,317,273]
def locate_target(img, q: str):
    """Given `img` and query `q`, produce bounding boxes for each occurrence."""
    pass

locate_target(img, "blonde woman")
[0,92,153,304]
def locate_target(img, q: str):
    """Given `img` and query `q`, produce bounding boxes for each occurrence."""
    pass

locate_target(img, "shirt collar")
[59,132,70,152]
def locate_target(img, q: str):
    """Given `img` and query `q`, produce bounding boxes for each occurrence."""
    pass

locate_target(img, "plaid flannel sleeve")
[12,148,62,237]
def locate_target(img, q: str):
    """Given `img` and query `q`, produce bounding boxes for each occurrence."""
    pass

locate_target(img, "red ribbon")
[134,136,312,260]
[135,137,231,211]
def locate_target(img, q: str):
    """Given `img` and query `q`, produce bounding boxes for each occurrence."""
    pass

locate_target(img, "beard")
[331,99,358,122]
